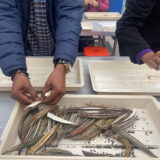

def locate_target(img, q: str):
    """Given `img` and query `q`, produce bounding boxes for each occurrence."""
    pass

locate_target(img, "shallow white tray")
[99,21,116,32]
[103,26,116,32]
[0,57,84,91]
[85,12,121,20]
[88,60,160,95]
[0,94,160,159]
[81,22,93,31]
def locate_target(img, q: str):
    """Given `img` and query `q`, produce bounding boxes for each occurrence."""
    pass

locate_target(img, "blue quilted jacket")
[0,0,84,76]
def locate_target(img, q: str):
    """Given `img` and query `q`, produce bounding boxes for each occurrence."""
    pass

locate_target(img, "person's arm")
[0,0,26,76]
[53,0,84,65]
[116,0,157,63]
[41,0,84,105]
[0,1,37,104]
[96,0,109,11]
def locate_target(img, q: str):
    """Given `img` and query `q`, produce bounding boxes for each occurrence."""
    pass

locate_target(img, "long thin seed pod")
[2,135,43,155]
[68,109,128,114]
[27,125,58,155]
[38,116,48,136]
[35,148,73,156]
[70,114,78,123]
[48,119,52,131]
[18,109,36,140]
[18,119,38,155]
[22,107,58,142]
[63,113,75,134]
[82,150,115,157]
[86,102,126,109]
[95,117,115,129]
[69,113,76,123]
[77,112,128,119]
[24,101,41,110]
[46,112,64,146]
[54,113,65,147]
[72,119,105,140]
[55,124,64,147]
[31,118,42,139]
[86,102,108,108]
[47,112,77,125]
[118,115,137,130]
[62,106,130,113]
[78,111,126,114]
[25,120,42,156]
[114,136,132,157]
[82,128,101,140]
[112,125,158,158]
[112,111,132,127]
[82,144,159,150]
[24,122,38,142]
[86,103,131,114]
[99,114,136,130]
[45,124,60,146]
[66,119,95,138]
[76,118,88,125]
[18,111,30,140]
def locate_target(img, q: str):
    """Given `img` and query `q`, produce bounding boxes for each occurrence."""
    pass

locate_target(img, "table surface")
[0,56,160,141]
[81,15,116,36]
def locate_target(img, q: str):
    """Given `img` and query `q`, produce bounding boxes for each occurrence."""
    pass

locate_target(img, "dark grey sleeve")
[116,0,157,63]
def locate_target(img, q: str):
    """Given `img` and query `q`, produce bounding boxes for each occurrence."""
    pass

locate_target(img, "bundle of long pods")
[2,103,157,158]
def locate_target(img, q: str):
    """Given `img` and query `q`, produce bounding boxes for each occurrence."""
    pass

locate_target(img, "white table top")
[1,56,160,141]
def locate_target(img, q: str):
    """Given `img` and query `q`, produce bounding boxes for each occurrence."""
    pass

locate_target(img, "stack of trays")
[84,12,121,20]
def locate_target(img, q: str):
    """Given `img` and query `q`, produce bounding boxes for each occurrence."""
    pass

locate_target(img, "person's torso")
[26,0,55,56]
[15,0,56,44]
[140,1,160,52]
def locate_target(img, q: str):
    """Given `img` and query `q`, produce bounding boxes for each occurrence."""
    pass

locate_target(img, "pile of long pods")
[2,103,158,158]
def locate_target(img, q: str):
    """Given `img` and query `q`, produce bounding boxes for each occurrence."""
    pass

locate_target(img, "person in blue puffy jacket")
[0,0,84,104]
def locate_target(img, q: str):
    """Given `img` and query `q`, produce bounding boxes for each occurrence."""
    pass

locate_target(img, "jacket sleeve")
[0,1,26,76]
[54,0,84,65]
[116,0,157,63]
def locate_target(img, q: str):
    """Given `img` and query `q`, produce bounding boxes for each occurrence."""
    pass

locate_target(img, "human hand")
[89,0,99,7]
[141,51,160,70]
[155,51,160,58]
[84,0,90,5]
[11,72,37,104]
[42,64,66,105]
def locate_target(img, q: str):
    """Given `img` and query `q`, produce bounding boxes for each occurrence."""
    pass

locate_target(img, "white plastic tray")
[0,94,160,160]
[88,60,160,95]
[81,22,93,31]
[103,26,116,32]
[0,57,84,91]
[99,21,116,32]
[84,12,121,20]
